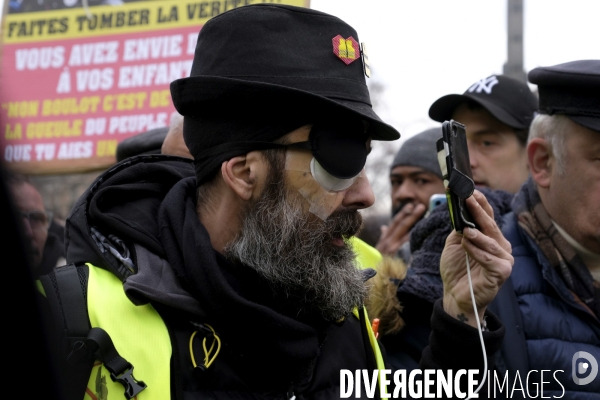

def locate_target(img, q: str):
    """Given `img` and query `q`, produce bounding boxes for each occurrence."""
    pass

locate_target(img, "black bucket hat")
[428,75,538,130]
[170,4,400,184]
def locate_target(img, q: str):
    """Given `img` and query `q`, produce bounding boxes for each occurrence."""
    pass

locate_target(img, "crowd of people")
[367,61,600,399]
[3,4,599,400]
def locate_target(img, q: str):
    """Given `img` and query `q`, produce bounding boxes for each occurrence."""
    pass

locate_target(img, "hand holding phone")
[436,122,513,394]
[438,120,477,234]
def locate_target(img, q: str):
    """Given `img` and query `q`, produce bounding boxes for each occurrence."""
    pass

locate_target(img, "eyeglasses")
[19,210,53,231]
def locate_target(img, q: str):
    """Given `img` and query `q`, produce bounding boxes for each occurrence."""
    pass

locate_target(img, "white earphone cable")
[465,252,487,399]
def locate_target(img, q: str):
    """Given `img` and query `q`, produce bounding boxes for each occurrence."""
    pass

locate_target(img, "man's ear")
[221,152,265,201]
[527,138,552,188]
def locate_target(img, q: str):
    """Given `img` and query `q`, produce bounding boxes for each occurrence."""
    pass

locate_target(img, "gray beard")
[224,179,367,322]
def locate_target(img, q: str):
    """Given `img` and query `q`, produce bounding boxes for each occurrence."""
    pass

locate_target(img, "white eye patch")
[285,150,348,220]
[310,158,358,192]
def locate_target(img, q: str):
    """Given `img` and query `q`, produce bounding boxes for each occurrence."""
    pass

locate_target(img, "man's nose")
[20,216,35,238]
[467,142,479,169]
[342,172,375,210]
[393,181,415,203]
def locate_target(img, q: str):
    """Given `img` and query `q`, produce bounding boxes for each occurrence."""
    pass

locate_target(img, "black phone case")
[441,120,476,233]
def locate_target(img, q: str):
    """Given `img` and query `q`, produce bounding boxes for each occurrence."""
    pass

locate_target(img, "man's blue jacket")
[489,212,600,399]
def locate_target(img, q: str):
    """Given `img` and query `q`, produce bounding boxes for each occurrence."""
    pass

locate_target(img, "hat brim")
[171,76,400,141]
[428,94,528,130]
[569,115,600,133]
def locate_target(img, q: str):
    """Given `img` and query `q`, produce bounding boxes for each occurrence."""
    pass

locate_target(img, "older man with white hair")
[487,60,600,398]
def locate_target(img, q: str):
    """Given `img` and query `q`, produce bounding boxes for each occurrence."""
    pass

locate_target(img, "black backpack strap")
[49,264,90,338]
[85,328,147,399]
[40,264,147,400]
[40,263,95,400]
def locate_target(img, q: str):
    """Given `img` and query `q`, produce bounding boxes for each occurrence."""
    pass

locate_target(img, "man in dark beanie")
[375,127,445,261]
[429,74,538,193]
[40,5,513,399]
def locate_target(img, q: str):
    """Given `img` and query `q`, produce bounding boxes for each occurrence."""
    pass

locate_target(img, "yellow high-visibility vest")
[82,263,386,399]
[350,236,383,270]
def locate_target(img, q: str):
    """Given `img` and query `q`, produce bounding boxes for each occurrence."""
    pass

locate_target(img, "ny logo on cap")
[332,35,360,65]
[468,76,499,94]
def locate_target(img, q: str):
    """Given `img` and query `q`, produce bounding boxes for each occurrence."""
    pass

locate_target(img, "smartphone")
[428,193,447,213]
[439,120,476,234]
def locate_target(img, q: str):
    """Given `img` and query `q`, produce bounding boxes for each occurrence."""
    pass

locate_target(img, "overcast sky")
[311,0,600,139]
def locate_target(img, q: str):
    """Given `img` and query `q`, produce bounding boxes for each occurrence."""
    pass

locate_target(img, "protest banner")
[0,0,309,174]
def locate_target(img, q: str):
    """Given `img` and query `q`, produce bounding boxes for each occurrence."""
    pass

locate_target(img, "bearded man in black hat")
[41,5,512,400]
